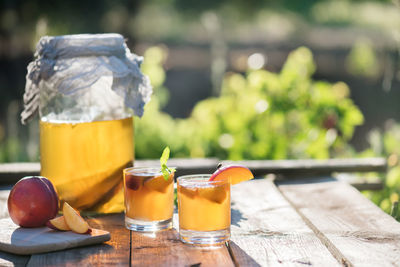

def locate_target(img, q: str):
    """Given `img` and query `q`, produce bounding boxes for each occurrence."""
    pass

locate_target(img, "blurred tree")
[0,0,398,163]
[145,0,393,21]
[346,39,380,78]
[362,121,400,220]
[0,0,140,47]
[136,46,364,160]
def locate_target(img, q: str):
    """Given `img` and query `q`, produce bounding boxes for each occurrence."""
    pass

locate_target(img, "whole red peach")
[8,176,59,227]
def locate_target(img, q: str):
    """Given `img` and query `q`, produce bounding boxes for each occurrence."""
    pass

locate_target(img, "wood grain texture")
[278,177,400,267]
[223,158,387,177]
[229,179,340,266]
[0,157,386,184]
[130,221,234,267]
[336,174,383,191]
[0,162,393,266]
[27,214,130,267]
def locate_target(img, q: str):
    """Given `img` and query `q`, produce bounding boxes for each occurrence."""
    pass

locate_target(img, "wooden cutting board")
[0,217,111,255]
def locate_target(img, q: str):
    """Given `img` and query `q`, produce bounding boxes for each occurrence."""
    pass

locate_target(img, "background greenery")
[137,44,400,220]
[137,46,364,159]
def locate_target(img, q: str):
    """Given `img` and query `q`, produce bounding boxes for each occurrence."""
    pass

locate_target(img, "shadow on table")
[228,241,261,267]
[231,207,247,227]
[0,241,114,266]
[29,243,114,266]
[0,251,30,266]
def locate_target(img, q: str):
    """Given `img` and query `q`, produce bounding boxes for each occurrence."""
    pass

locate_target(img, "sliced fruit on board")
[209,165,254,185]
[144,173,173,193]
[46,215,70,231]
[197,186,227,204]
[63,202,91,234]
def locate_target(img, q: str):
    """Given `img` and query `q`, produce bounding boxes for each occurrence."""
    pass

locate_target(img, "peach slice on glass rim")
[63,202,91,234]
[209,165,254,185]
[46,216,70,231]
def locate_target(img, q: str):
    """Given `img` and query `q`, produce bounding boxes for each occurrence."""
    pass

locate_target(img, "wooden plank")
[278,178,400,266]
[0,163,40,184]
[229,179,340,266]
[0,160,222,185]
[225,157,387,177]
[27,214,130,266]
[130,214,234,267]
[336,174,384,191]
[0,157,386,184]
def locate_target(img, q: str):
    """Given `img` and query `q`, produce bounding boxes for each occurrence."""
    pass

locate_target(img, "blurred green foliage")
[132,0,399,43]
[137,44,400,220]
[361,122,400,218]
[346,39,380,78]
[136,46,364,160]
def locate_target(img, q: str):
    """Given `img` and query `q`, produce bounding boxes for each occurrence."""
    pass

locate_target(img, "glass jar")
[22,34,152,213]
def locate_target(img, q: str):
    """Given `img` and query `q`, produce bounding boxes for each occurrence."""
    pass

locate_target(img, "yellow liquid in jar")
[40,117,134,213]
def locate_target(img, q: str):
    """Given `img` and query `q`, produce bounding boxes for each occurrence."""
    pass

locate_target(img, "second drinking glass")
[177,174,231,246]
[123,167,175,232]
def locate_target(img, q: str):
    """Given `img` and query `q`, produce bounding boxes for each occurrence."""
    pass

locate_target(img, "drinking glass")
[123,167,174,232]
[177,174,231,246]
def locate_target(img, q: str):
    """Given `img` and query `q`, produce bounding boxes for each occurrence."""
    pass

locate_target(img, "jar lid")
[21,33,152,124]
[36,33,126,59]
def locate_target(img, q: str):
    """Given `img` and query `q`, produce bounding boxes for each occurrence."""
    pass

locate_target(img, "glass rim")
[123,166,177,176]
[177,174,228,186]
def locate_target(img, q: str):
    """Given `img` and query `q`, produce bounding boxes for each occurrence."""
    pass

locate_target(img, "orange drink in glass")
[177,174,231,246]
[123,167,174,232]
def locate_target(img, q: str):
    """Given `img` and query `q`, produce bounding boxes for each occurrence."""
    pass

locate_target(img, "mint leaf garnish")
[160,147,175,181]
[160,146,170,167]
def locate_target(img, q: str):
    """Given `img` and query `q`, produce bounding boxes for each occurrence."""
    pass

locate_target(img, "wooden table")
[1,159,399,266]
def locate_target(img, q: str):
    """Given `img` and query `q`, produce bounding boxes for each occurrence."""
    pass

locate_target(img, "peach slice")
[63,202,90,234]
[197,186,227,204]
[179,186,198,199]
[209,165,254,185]
[46,216,70,231]
[144,173,173,193]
